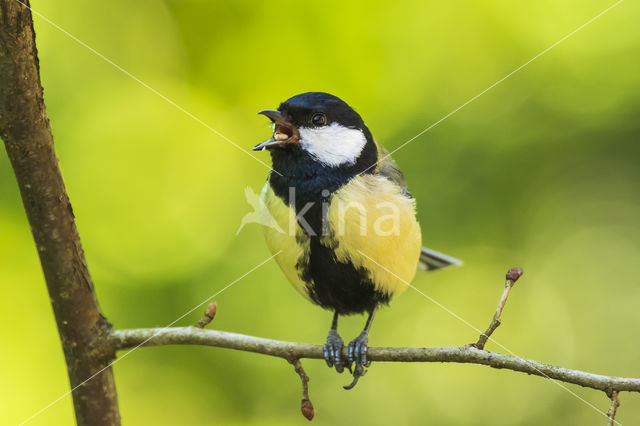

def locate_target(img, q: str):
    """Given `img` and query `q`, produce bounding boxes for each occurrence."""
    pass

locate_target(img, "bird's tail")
[418,247,463,271]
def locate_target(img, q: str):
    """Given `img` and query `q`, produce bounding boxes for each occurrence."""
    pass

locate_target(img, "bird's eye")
[311,113,327,126]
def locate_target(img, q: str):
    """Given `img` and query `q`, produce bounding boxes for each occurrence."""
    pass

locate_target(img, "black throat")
[268,135,377,236]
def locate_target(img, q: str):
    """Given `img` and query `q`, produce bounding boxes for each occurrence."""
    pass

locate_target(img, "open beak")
[253,110,300,151]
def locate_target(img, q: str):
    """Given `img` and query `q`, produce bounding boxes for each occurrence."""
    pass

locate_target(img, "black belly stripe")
[297,237,391,315]
[268,141,385,314]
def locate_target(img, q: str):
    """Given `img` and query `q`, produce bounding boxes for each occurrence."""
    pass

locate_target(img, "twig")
[289,359,314,420]
[196,302,217,328]
[0,2,119,424]
[475,268,523,350]
[108,327,640,394]
[607,390,620,426]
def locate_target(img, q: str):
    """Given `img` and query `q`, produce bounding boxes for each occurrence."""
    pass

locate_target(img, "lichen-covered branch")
[0,1,119,424]
[109,327,640,394]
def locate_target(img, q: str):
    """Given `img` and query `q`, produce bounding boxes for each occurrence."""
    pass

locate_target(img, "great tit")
[253,92,461,388]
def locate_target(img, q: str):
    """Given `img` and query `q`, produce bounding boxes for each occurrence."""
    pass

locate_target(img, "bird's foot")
[344,331,370,390]
[323,329,345,373]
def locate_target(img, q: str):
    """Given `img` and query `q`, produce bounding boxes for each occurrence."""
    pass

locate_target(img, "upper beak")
[253,110,300,151]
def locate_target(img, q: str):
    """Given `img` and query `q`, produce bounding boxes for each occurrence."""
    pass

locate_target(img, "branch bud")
[301,399,314,421]
[205,302,217,320]
[506,268,523,284]
[196,302,217,328]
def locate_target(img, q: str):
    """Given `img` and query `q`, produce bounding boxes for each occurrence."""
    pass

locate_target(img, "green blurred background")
[2,0,639,424]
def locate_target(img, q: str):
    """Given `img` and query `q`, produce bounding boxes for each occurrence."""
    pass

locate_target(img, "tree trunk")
[0,2,120,424]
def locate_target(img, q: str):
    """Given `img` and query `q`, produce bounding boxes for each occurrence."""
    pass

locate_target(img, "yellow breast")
[261,183,312,301]
[261,174,422,300]
[324,174,422,295]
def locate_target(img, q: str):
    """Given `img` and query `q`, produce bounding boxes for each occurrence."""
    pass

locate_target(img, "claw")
[343,364,367,390]
[344,331,369,389]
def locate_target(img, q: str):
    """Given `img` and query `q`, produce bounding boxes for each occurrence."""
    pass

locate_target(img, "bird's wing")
[374,143,409,195]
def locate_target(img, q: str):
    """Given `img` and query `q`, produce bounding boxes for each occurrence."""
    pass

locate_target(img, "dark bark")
[0,2,120,425]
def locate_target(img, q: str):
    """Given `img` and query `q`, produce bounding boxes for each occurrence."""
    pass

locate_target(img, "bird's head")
[254,92,377,171]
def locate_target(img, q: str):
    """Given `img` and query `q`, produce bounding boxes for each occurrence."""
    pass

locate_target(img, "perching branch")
[0,2,120,425]
[107,267,637,421]
[108,326,640,394]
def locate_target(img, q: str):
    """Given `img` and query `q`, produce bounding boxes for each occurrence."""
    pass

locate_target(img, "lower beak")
[253,110,299,151]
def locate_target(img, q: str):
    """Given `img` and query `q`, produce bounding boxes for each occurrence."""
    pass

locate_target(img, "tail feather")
[418,247,463,271]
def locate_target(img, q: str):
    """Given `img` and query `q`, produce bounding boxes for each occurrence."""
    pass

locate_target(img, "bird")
[253,92,461,388]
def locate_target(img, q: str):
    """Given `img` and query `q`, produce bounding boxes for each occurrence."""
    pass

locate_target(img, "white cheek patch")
[298,123,367,167]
